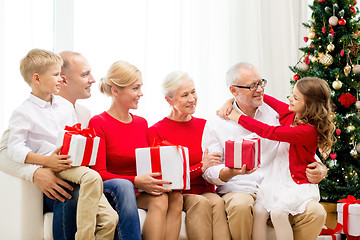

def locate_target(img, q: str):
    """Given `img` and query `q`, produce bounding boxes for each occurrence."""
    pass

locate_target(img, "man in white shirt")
[202,62,327,240]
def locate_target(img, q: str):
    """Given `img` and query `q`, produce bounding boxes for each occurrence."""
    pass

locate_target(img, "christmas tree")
[290,0,360,202]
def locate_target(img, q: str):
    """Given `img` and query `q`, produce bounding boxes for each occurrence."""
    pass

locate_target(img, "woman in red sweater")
[89,61,183,240]
[148,71,231,240]
[226,77,335,240]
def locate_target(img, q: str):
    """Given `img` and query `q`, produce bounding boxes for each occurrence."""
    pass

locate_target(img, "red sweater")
[238,95,318,184]
[148,117,215,194]
[89,112,148,184]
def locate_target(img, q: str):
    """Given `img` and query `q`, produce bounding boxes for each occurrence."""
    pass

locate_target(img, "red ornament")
[338,93,357,108]
[328,25,335,36]
[318,0,326,2]
[330,153,337,160]
[338,18,346,26]
[336,129,341,135]
[341,49,345,56]
[304,57,310,65]
[322,27,326,33]
[355,0,358,5]
[350,6,357,14]
[293,74,300,81]
[304,37,309,42]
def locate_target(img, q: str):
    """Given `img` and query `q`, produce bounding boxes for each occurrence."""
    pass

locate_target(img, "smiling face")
[167,79,197,117]
[288,85,306,116]
[33,63,62,101]
[114,77,143,110]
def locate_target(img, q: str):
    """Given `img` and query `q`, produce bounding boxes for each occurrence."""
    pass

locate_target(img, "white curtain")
[0,0,309,131]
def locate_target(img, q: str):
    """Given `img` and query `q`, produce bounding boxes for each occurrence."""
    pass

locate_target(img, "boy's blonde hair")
[20,49,63,86]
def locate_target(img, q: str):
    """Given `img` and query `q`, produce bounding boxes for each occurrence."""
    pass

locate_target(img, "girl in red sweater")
[89,61,183,240]
[226,77,335,240]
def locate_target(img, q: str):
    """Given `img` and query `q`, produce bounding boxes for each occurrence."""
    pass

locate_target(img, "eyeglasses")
[232,79,267,92]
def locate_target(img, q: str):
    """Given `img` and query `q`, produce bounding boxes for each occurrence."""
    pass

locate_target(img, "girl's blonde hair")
[293,77,336,158]
[99,61,141,97]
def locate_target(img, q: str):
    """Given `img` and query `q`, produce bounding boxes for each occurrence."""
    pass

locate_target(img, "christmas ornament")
[330,153,337,160]
[332,80,343,90]
[339,93,357,108]
[327,43,335,52]
[336,129,341,135]
[319,52,334,66]
[344,64,351,76]
[304,52,310,65]
[329,159,337,167]
[353,29,360,39]
[355,100,360,110]
[350,147,358,156]
[329,16,338,26]
[325,6,332,14]
[297,62,309,71]
[341,49,345,56]
[328,24,335,36]
[304,37,309,42]
[318,0,326,2]
[322,27,326,33]
[293,74,300,81]
[307,28,316,39]
[347,125,356,132]
[348,42,359,57]
[356,142,360,152]
[311,56,318,63]
[353,64,360,74]
[350,6,357,14]
[338,18,346,25]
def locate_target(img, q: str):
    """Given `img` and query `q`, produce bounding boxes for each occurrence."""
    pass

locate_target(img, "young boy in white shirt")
[7,49,118,240]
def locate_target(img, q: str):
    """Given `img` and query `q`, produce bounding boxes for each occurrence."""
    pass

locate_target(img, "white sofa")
[0,169,276,240]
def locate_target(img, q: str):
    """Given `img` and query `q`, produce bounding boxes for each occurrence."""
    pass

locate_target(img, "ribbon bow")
[320,222,342,235]
[64,123,96,138]
[338,195,360,204]
[338,195,360,235]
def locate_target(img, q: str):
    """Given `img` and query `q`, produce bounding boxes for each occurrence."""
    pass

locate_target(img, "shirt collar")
[233,99,263,117]
[29,93,59,108]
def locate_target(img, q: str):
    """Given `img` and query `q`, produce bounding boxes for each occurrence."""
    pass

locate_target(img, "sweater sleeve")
[263,94,290,117]
[238,115,318,146]
[89,117,135,183]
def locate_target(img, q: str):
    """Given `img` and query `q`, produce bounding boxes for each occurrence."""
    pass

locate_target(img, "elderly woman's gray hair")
[162,71,193,98]
[226,62,257,87]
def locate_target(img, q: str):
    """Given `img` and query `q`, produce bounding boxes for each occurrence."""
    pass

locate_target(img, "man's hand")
[219,165,258,182]
[33,168,74,202]
[201,149,223,172]
[306,162,327,184]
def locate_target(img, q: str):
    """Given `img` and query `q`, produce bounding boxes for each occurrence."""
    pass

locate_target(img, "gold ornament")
[319,52,334,66]
[311,56,318,63]
[296,62,309,71]
[347,125,356,132]
[348,42,359,57]
[344,64,351,76]
[307,28,316,39]
[350,147,358,156]
[353,64,360,74]
[356,100,360,110]
[332,80,343,90]
[329,16,339,26]
[353,29,360,39]
[327,43,335,52]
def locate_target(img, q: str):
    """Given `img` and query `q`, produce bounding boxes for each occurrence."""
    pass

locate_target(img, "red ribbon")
[60,124,97,166]
[150,140,188,190]
[338,195,360,235]
[320,222,342,236]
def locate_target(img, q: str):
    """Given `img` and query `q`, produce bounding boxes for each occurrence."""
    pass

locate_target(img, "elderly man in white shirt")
[202,62,327,240]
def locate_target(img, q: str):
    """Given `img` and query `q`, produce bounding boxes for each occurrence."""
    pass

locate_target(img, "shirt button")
[297,181,300,183]
[292,175,294,177]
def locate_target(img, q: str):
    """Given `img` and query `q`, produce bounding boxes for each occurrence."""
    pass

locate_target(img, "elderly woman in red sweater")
[147,71,231,240]
[89,61,183,240]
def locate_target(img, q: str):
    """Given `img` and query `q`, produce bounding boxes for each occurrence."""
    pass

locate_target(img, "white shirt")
[202,101,281,194]
[7,94,77,163]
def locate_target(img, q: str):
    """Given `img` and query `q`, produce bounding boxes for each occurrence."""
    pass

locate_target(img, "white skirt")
[256,142,320,215]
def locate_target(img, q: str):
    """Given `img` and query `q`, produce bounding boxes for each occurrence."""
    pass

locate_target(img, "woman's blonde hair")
[162,71,193,98]
[20,49,63,86]
[99,61,141,97]
[293,77,336,158]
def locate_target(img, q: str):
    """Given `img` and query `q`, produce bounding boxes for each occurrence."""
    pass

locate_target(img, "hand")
[227,110,241,123]
[44,146,72,172]
[201,149,222,172]
[134,172,172,196]
[216,98,234,120]
[33,167,74,202]
[219,165,258,182]
[306,162,327,184]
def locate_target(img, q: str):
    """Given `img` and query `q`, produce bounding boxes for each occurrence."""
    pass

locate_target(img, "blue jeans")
[103,179,141,240]
[44,181,79,240]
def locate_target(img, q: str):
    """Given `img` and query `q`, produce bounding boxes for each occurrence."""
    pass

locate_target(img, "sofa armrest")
[0,170,43,239]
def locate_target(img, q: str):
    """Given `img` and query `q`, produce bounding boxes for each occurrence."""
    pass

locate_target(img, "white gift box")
[136,145,190,190]
[316,233,341,240]
[337,202,360,236]
[56,129,100,166]
[225,138,261,170]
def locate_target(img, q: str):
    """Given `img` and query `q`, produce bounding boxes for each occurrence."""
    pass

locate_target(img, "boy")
[7,49,118,239]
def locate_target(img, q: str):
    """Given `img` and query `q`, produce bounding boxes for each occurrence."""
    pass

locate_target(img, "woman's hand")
[216,98,235,120]
[134,173,172,195]
[227,110,241,123]
[201,148,223,172]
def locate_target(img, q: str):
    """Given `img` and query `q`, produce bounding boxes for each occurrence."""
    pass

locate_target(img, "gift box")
[316,233,341,240]
[225,138,260,170]
[135,145,190,190]
[55,123,100,166]
[337,195,360,236]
